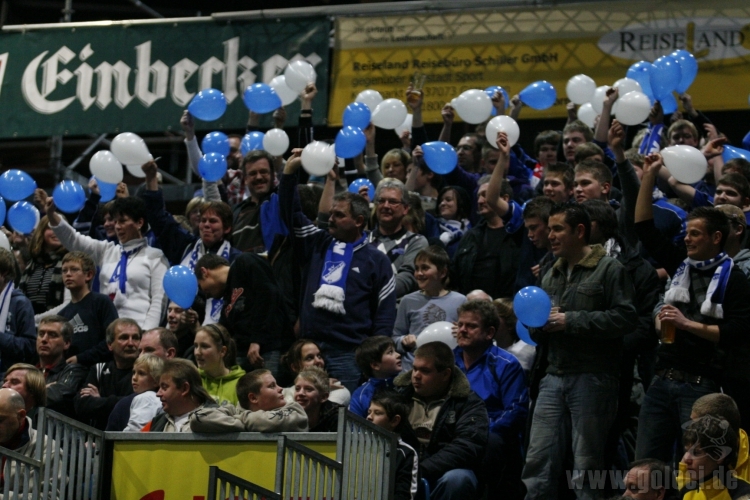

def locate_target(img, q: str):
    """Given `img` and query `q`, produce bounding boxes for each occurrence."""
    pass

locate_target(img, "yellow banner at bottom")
[111,440,338,500]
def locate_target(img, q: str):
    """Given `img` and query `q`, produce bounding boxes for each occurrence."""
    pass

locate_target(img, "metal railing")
[337,408,399,500]
[36,408,104,500]
[207,466,281,500]
[275,435,342,500]
[0,446,42,499]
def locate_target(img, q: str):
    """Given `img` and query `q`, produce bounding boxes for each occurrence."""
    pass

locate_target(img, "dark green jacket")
[531,244,638,376]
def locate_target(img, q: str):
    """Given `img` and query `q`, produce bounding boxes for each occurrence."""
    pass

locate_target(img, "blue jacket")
[279,172,397,347]
[454,344,529,439]
[0,290,36,372]
[349,377,394,418]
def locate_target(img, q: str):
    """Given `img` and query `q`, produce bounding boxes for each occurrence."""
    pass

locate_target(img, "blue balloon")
[0,196,5,226]
[515,322,537,347]
[485,86,510,116]
[651,55,681,99]
[163,265,198,309]
[243,83,282,114]
[187,88,227,121]
[201,131,230,156]
[348,178,375,200]
[335,126,367,159]
[671,50,698,94]
[626,61,655,100]
[513,286,552,328]
[0,169,37,202]
[742,131,750,151]
[519,81,557,110]
[92,176,117,203]
[722,145,750,164]
[7,201,39,235]
[342,102,372,129]
[422,141,458,175]
[53,181,86,213]
[659,93,678,114]
[198,153,228,182]
[241,131,265,156]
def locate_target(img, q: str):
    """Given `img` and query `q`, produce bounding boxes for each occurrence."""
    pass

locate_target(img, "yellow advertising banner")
[329,0,750,125]
[110,440,337,500]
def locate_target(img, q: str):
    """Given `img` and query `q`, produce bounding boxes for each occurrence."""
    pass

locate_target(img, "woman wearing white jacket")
[46,196,169,330]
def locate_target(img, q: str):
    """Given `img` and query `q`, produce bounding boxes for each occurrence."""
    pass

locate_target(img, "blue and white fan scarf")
[665,252,733,319]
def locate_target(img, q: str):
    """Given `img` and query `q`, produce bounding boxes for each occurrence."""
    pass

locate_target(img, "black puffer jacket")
[393,369,489,484]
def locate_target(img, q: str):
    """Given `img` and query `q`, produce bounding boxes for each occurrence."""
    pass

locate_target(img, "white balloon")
[566,74,596,105]
[269,75,298,106]
[371,99,408,130]
[263,128,290,156]
[613,78,642,98]
[89,150,123,184]
[662,145,708,184]
[416,321,457,350]
[110,132,152,166]
[394,114,413,138]
[301,141,336,177]
[615,91,652,126]
[283,60,317,93]
[355,90,383,113]
[126,164,146,178]
[0,231,9,252]
[577,103,597,129]
[485,115,520,148]
[450,89,492,124]
[591,86,611,114]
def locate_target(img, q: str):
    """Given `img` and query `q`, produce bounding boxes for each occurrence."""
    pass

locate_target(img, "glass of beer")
[407,72,426,105]
[660,320,676,344]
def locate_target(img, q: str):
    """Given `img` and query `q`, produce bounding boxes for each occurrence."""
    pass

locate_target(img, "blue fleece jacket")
[454,344,529,439]
[349,377,395,418]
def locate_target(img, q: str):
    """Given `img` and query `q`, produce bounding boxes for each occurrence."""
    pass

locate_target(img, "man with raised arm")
[279,149,396,392]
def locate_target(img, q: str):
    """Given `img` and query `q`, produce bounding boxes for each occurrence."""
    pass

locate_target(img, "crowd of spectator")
[0,81,749,500]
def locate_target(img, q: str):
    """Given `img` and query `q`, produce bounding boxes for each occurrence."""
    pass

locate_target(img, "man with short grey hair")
[74,318,141,429]
[36,315,87,417]
[368,178,428,298]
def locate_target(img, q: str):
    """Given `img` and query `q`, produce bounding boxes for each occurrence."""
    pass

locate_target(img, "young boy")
[367,389,419,500]
[542,163,575,204]
[349,336,402,418]
[58,251,119,366]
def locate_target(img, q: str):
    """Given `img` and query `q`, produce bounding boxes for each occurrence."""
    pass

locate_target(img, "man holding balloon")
[522,203,638,499]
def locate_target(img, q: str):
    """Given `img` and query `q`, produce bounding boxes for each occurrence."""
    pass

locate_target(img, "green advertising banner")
[0,18,330,138]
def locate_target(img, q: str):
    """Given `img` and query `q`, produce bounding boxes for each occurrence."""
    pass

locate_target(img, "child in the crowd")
[349,336,402,418]
[106,353,164,432]
[367,390,419,500]
[279,339,350,406]
[58,251,119,367]
[392,246,466,371]
[294,366,341,432]
[194,324,245,406]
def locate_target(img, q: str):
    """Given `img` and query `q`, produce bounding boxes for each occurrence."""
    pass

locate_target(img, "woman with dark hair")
[436,186,472,257]
[279,339,350,406]
[46,195,169,329]
[19,216,68,315]
[193,324,245,406]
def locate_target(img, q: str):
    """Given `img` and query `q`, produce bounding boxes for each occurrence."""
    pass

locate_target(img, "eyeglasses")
[455,145,474,151]
[376,198,404,206]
